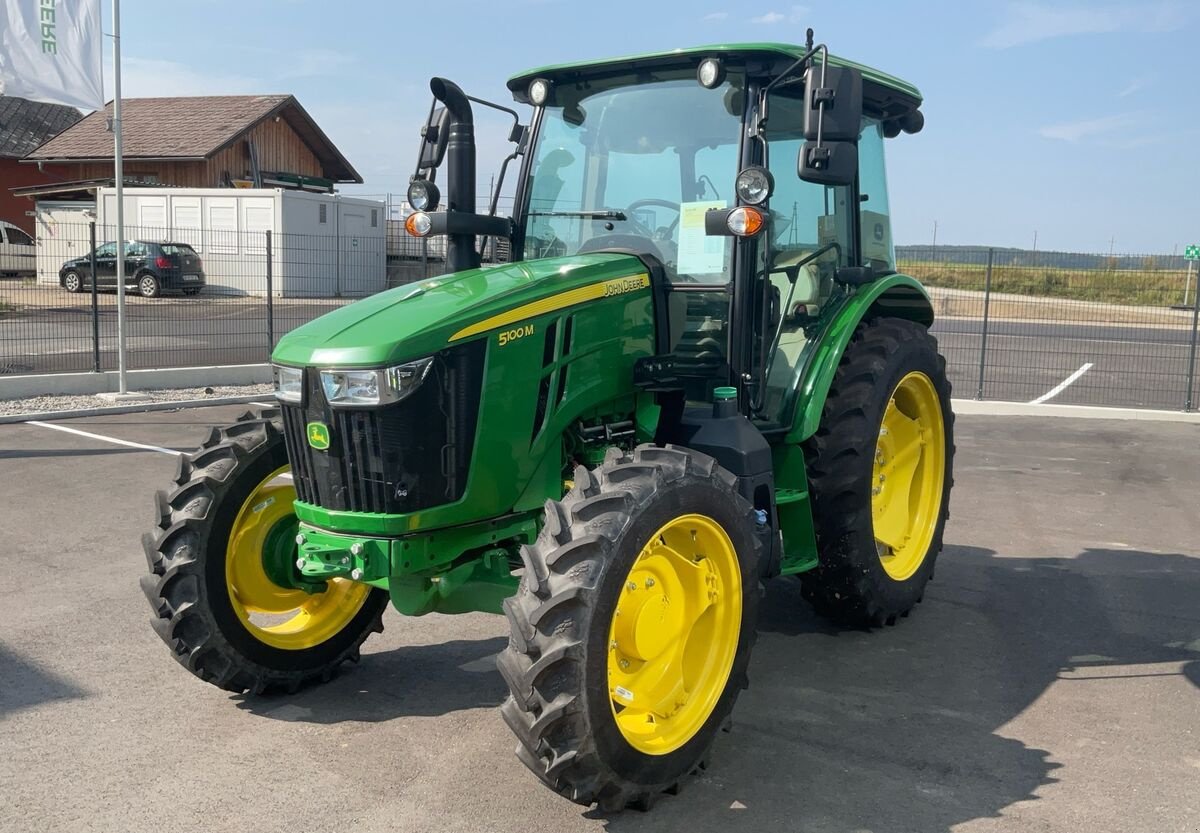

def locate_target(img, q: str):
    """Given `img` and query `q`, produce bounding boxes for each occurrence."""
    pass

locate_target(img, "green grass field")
[897,259,1196,307]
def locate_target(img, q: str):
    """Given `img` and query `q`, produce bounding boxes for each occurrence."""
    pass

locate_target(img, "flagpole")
[112,0,127,394]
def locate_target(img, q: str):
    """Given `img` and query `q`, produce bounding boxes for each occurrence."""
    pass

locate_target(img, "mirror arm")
[479,148,523,260]
[412,97,438,182]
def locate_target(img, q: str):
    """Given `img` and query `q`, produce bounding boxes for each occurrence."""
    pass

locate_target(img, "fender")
[784,273,934,445]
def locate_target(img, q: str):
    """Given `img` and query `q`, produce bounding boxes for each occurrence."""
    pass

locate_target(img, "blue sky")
[98,0,1198,254]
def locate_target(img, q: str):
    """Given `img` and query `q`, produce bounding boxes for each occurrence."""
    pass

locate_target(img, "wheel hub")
[606,514,741,755]
[870,372,946,581]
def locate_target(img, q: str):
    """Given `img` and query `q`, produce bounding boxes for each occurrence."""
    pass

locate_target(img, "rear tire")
[140,408,389,693]
[498,445,764,811]
[801,317,954,627]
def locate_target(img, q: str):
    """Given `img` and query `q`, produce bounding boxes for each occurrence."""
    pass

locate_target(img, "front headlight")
[320,357,433,407]
[273,364,303,403]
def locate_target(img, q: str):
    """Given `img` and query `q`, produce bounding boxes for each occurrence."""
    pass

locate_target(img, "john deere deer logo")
[306,421,330,450]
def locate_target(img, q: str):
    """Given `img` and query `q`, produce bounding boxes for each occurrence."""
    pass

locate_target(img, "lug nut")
[645,577,655,589]
[619,659,630,670]
[296,558,306,569]
[610,640,619,650]
[295,534,306,545]
[340,556,349,565]
[350,543,364,556]
[626,581,637,591]
[350,568,363,580]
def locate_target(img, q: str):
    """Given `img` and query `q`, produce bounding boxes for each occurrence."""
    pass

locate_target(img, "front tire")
[499,445,764,810]
[801,317,954,626]
[140,409,389,693]
[62,271,82,293]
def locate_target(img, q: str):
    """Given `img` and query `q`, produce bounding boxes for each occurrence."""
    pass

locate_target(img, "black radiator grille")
[280,342,484,514]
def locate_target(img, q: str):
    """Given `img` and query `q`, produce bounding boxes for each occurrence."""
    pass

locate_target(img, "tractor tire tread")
[498,444,764,811]
[140,407,388,694]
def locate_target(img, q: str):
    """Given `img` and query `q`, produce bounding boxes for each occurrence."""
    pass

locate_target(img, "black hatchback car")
[60,241,206,298]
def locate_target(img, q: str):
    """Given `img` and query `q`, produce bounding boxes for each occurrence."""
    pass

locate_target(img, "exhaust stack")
[429,77,480,273]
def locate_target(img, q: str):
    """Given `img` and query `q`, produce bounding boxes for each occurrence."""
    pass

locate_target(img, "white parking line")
[25,419,295,480]
[27,420,182,456]
[1029,362,1094,405]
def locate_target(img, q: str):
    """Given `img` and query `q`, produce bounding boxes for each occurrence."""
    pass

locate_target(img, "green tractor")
[142,36,952,810]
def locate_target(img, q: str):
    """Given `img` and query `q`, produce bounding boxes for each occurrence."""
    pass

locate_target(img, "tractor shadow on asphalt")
[597,544,1200,832]
[0,644,89,718]
[233,636,510,722]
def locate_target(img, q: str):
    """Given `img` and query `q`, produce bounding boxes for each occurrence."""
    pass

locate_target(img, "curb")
[951,398,1200,423]
[3,395,1195,426]
[0,363,271,399]
[0,394,265,424]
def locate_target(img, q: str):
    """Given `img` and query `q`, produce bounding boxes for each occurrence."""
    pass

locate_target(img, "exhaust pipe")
[429,77,479,273]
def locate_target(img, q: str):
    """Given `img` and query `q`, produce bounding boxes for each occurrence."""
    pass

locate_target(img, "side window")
[858,120,894,271]
[7,227,33,246]
[95,243,116,257]
[125,242,146,257]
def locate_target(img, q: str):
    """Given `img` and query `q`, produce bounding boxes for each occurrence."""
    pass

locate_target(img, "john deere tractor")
[142,36,951,810]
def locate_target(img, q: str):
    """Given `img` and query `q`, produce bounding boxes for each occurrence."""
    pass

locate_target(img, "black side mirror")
[803,64,863,141]
[417,106,450,170]
[799,140,857,186]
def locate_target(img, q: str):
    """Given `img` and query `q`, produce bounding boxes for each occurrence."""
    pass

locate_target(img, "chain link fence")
[3,213,1198,412]
[900,247,1200,411]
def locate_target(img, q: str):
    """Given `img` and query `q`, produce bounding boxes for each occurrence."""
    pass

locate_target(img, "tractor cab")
[405,40,924,432]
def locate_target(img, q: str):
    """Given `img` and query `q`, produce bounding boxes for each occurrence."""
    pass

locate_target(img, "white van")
[0,220,36,278]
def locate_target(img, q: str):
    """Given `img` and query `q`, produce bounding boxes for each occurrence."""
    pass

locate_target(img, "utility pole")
[931,220,938,249]
[111,0,128,395]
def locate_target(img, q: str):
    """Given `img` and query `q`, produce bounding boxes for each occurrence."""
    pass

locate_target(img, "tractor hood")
[271,252,650,368]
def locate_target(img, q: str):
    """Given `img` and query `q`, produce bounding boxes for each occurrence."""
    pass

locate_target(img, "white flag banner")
[0,0,104,111]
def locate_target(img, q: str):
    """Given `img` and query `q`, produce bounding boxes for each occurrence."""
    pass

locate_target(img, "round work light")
[697,57,726,89]
[734,166,774,205]
[406,178,440,212]
[529,78,552,106]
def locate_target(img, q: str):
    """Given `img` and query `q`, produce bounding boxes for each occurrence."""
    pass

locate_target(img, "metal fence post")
[976,247,995,400]
[1185,264,1200,411]
[265,230,275,356]
[89,221,100,372]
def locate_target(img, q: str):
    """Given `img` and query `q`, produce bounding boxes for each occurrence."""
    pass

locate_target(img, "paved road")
[1,405,1197,833]
[2,288,1198,410]
[932,318,1200,410]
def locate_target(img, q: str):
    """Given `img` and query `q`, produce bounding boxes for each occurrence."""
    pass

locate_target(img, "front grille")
[280,342,484,514]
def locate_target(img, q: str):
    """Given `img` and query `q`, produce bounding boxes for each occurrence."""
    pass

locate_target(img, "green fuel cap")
[713,386,738,400]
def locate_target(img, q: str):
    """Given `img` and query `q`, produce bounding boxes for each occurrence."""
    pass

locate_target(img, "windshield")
[521,69,744,282]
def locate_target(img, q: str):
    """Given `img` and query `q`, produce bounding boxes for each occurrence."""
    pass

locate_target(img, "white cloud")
[982,2,1186,48]
[1038,113,1138,142]
[1117,75,1151,98]
[105,57,261,98]
[751,5,810,24]
[703,11,728,20]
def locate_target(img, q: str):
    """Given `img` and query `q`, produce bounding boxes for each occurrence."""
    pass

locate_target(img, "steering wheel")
[626,198,682,238]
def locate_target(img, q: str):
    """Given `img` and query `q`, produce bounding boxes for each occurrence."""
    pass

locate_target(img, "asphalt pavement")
[0,405,1197,833]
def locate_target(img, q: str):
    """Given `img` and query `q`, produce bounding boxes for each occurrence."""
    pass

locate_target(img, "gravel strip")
[0,383,274,416]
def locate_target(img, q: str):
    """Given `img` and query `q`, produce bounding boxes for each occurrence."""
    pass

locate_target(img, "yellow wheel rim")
[607,514,742,755]
[871,371,947,581]
[225,465,370,650]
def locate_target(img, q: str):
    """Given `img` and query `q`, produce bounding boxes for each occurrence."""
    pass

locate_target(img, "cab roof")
[509,42,922,120]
